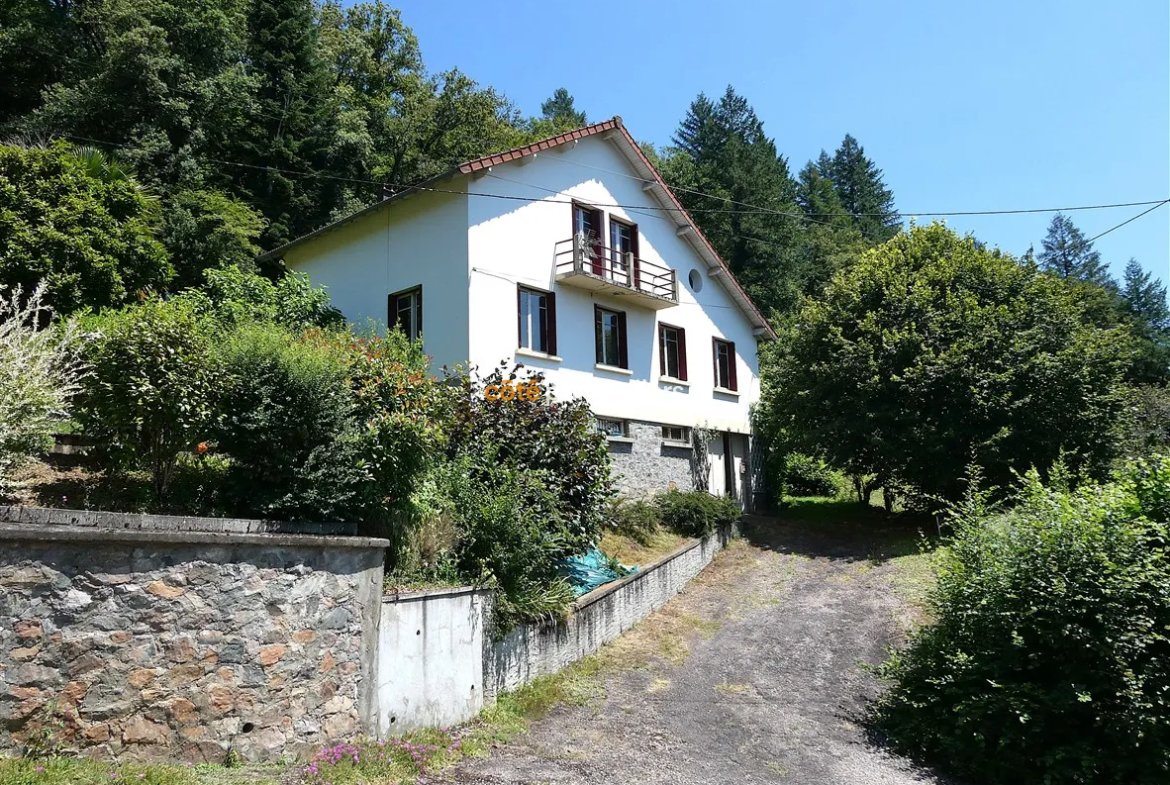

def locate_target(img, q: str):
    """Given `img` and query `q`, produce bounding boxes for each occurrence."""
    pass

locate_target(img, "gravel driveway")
[439,513,949,785]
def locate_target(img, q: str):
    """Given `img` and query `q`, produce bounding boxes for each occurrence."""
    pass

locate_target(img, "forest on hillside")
[6,0,1163,337]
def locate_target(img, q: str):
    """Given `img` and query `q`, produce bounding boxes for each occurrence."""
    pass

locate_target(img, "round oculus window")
[688,269,703,292]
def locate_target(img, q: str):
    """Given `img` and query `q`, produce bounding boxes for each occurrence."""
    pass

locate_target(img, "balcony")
[554,236,678,309]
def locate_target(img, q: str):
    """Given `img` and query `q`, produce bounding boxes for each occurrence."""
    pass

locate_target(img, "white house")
[260,117,776,508]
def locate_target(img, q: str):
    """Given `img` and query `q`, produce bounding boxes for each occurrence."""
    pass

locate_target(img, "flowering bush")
[301,732,468,785]
[0,284,87,491]
[213,325,448,530]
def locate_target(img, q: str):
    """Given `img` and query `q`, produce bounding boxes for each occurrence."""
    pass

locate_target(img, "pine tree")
[796,162,848,229]
[827,134,899,243]
[232,0,340,247]
[1121,259,1169,329]
[540,88,586,127]
[1120,258,1170,384]
[667,86,802,317]
[1038,214,1114,288]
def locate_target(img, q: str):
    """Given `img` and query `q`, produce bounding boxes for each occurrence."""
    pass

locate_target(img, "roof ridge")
[457,116,622,174]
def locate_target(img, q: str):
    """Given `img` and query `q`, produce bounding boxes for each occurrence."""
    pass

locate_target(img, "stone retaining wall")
[0,520,386,763]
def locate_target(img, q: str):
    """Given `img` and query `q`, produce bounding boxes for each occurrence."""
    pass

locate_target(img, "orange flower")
[196,442,209,455]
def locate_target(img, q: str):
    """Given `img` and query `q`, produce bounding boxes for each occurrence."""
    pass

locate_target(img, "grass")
[0,757,198,785]
[598,529,689,567]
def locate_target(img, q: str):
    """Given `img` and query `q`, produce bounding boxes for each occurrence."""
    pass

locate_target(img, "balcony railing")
[553,236,678,308]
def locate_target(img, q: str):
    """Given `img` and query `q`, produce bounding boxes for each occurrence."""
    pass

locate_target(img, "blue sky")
[395,0,1169,286]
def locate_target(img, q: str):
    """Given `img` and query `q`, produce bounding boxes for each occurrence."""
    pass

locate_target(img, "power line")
[1077,200,1169,249]
[543,154,1168,220]
[42,133,1170,243]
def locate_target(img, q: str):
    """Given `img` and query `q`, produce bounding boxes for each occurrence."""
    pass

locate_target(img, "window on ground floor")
[662,425,690,443]
[595,417,628,439]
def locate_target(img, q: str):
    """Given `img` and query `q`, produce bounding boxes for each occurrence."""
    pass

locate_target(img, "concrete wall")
[484,522,739,698]
[0,516,387,763]
[375,587,489,734]
[371,521,739,732]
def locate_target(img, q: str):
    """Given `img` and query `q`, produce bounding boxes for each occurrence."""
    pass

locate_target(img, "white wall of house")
[284,190,471,371]
[465,137,761,434]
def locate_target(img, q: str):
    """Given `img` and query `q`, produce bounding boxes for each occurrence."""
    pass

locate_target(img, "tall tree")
[1120,258,1170,383]
[1038,213,1113,288]
[667,86,803,316]
[229,0,340,247]
[826,134,899,243]
[759,223,1134,506]
[540,88,586,127]
[0,141,172,314]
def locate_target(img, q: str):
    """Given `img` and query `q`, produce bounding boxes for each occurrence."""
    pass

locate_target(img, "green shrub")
[607,498,662,545]
[874,457,1170,784]
[211,324,446,528]
[439,451,576,631]
[655,489,740,537]
[174,266,343,331]
[212,323,355,519]
[74,298,223,498]
[782,452,841,497]
[0,284,86,491]
[448,362,613,555]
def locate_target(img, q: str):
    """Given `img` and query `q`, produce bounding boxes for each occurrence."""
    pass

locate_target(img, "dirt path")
[439,513,948,785]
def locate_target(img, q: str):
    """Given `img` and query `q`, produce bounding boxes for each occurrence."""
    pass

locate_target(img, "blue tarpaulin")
[559,548,638,596]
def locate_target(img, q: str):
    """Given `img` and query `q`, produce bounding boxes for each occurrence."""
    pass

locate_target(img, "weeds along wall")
[0,510,386,764]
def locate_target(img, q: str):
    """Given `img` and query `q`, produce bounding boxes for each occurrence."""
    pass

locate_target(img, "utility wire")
[42,133,1170,241]
[543,154,1169,220]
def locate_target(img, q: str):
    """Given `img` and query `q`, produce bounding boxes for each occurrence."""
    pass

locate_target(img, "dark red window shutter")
[658,325,666,376]
[516,285,523,347]
[594,306,604,364]
[617,310,628,369]
[415,287,423,340]
[727,340,737,391]
[677,326,688,381]
[546,290,557,356]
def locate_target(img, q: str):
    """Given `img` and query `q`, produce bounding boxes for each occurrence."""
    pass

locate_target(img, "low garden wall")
[485,520,740,698]
[0,510,386,763]
[0,509,740,762]
[372,521,741,731]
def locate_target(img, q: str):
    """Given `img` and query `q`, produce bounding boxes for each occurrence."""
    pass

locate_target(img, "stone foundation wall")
[0,521,386,763]
[607,420,699,497]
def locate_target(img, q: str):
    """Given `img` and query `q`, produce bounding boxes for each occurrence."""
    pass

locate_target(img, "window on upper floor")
[594,306,628,369]
[389,286,422,341]
[518,285,556,355]
[659,323,687,381]
[573,203,605,275]
[609,217,639,287]
[713,338,737,391]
